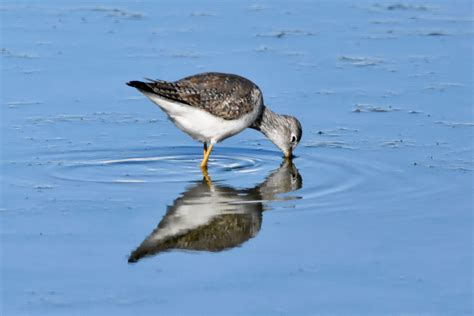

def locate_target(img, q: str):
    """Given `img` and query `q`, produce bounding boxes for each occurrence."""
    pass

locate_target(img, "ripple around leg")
[33,145,447,216]
[47,146,282,184]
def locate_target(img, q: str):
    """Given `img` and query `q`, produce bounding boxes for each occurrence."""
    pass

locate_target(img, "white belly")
[144,93,260,143]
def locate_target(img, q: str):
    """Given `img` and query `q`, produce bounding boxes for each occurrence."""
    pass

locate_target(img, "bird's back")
[128,72,263,120]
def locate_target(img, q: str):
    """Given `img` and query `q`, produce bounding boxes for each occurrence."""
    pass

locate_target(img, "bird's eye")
[291,135,297,143]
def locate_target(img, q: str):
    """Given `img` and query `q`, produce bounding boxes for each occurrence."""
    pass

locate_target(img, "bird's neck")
[251,105,282,137]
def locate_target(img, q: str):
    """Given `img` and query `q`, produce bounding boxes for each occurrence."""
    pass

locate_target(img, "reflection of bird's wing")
[128,182,263,263]
[127,72,262,120]
[255,160,303,201]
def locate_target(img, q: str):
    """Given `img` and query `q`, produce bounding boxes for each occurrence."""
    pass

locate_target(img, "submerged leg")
[200,143,214,168]
[201,166,213,188]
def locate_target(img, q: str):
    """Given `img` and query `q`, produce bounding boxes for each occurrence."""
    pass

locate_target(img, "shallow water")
[1,0,473,315]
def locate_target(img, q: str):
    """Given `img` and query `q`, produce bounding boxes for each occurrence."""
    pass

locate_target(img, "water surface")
[1,0,472,315]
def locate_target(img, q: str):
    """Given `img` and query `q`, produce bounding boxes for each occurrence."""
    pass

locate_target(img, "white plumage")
[144,92,261,145]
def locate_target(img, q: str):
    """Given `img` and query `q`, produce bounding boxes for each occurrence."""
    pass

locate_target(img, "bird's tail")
[126,80,154,93]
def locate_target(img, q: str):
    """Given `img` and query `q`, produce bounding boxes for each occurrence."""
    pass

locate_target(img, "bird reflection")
[128,160,302,263]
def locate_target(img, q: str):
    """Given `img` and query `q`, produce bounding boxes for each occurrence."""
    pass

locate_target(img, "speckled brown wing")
[142,72,262,120]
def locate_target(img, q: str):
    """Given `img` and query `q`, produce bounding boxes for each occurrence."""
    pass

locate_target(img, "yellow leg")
[200,143,214,168]
[201,166,213,188]
[203,142,208,156]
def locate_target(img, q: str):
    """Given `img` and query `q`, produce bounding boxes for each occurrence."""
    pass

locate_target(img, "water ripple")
[49,146,279,184]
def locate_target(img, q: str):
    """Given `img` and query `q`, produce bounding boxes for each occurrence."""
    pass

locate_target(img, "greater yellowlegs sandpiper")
[126,72,302,168]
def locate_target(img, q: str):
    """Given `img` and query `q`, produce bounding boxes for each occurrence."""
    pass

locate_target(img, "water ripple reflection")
[50,146,280,184]
[21,145,434,260]
[128,160,302,263]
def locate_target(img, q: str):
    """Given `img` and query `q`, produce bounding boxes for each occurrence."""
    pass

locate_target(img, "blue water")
[1,1,473,315]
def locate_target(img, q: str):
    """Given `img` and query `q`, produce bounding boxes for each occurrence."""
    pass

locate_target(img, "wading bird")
[127,72,302,168]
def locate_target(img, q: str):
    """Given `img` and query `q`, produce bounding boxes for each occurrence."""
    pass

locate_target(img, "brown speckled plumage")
[128,72,262,120]
[127,72,302,159]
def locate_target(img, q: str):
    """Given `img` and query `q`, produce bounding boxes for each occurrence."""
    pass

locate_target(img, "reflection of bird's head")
[256,159,302,200]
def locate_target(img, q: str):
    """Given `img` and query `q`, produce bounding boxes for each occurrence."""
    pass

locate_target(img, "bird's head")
[267,115,302,159]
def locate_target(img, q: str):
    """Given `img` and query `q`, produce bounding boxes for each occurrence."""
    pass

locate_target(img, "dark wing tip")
[126,80,154,93]
[127,254,138,264]
[126,80,142,88]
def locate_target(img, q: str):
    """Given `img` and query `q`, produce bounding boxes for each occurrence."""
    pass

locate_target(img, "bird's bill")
[284,149,293,159]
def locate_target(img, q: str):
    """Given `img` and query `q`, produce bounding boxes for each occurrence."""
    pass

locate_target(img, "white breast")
[148,191,238,243]
[143,92,260,144]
